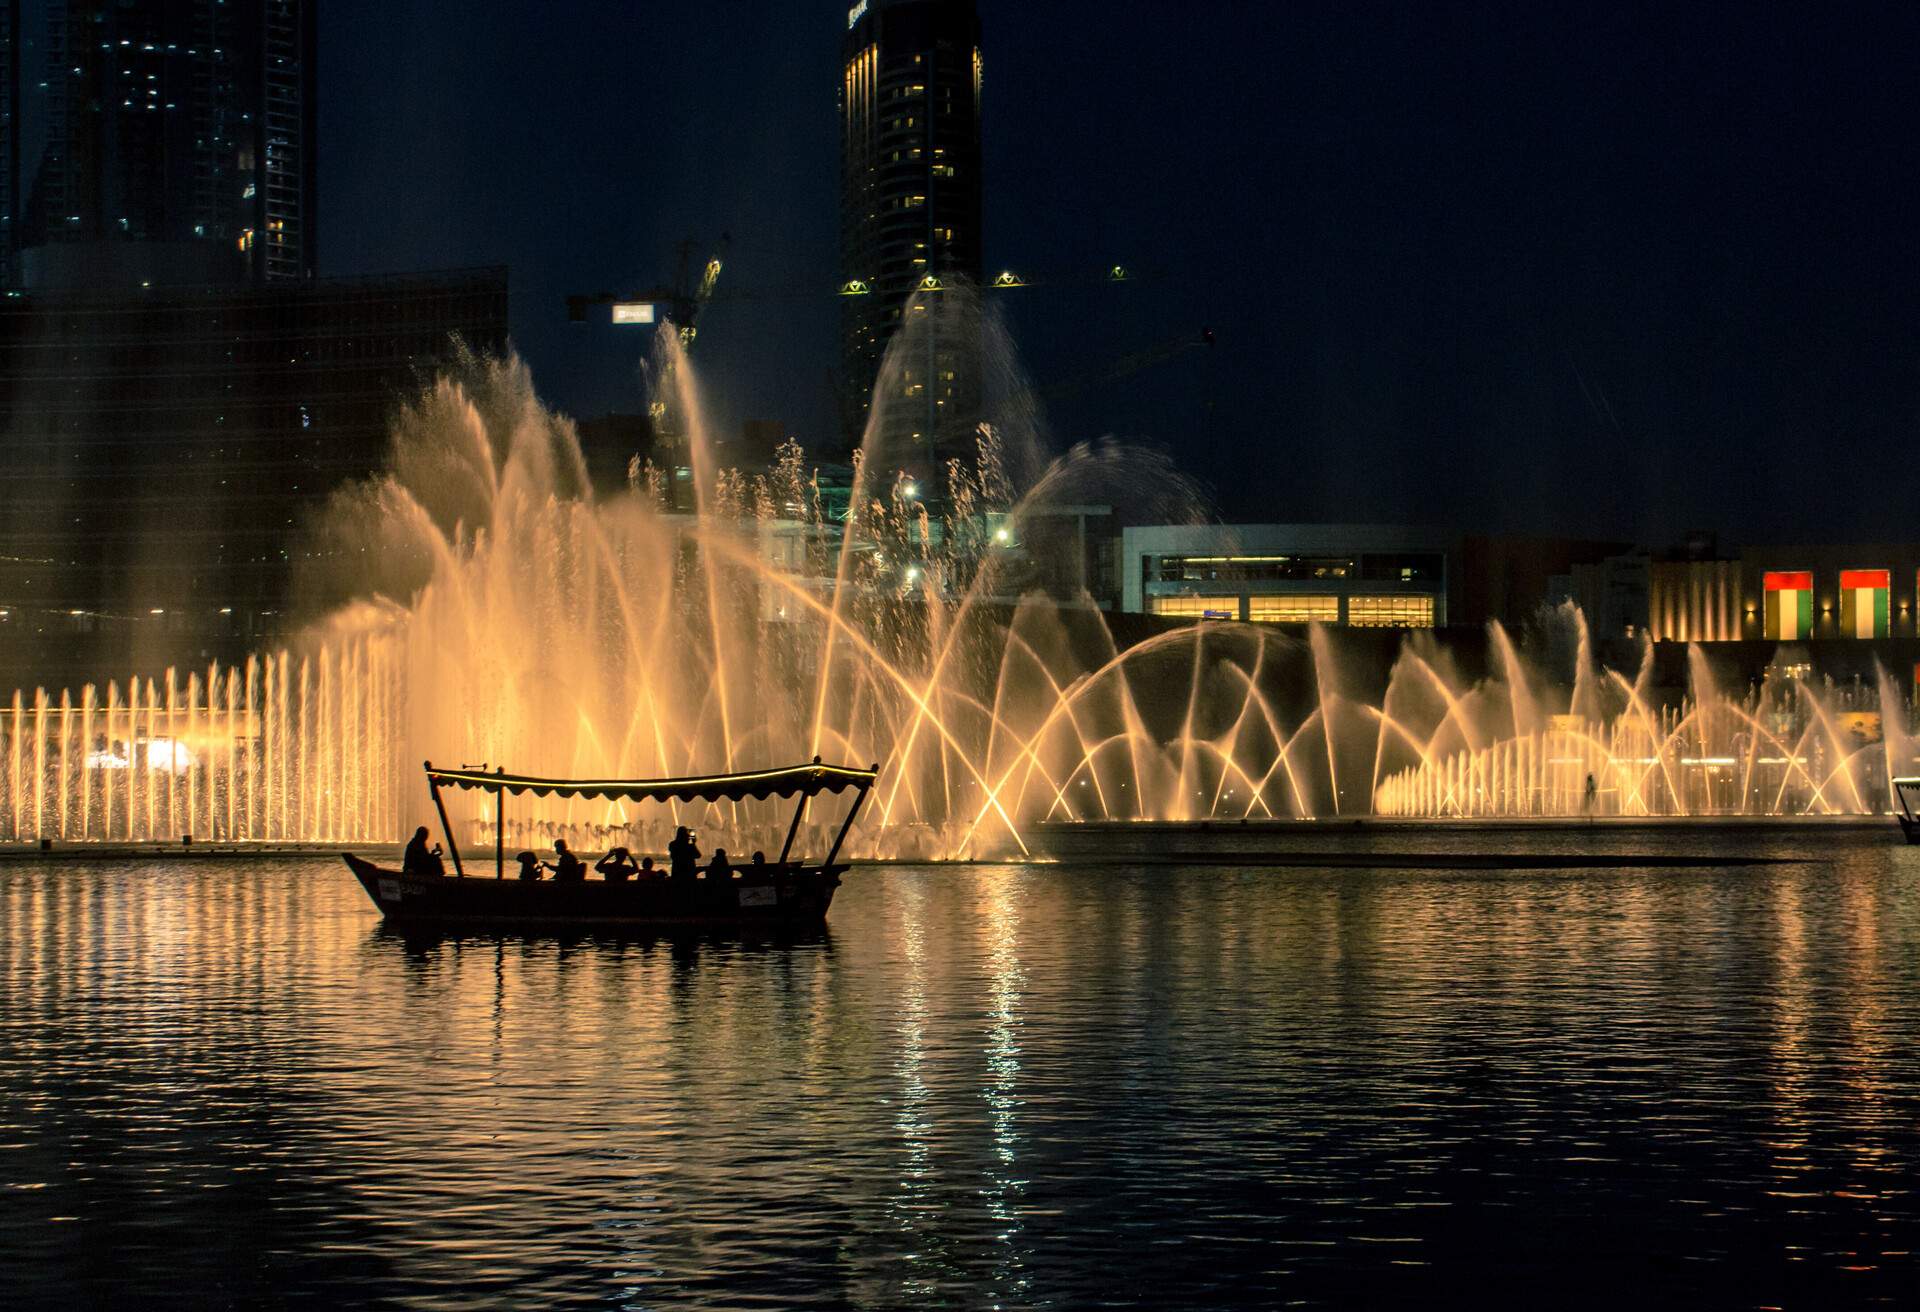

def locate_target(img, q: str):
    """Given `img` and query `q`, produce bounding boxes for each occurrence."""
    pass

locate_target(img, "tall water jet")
[0,328,1907,845]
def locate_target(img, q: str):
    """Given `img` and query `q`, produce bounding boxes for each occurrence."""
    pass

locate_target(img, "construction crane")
[566,256,1177,459]
[566,235,730,349]
[570,255,1148,338]
[1036,327,1215,406]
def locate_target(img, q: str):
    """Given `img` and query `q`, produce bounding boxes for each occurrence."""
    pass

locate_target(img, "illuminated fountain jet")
[0,293,1904,849]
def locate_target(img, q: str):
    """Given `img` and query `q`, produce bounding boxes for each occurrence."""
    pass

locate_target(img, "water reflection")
[3,843,1920,1306]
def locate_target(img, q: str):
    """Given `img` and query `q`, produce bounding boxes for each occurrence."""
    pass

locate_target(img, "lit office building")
[4,0,316,288]
[839,0,983,466]
[1647,543,1920,643]
[1120,525,1454,628]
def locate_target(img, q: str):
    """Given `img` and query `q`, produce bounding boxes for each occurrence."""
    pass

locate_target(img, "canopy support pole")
[777,796,806,866]
[495,778,505,879]
[426,763,465,879]
[821,783,869,870]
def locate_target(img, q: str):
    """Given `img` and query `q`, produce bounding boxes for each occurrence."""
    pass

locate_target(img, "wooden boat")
[1894,777,1920,844]
[344,757,877,927]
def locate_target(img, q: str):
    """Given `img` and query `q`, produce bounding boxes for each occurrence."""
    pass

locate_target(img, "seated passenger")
[515,850,543,881]
[637,856,660,880]
[745,850,771,881]
[548,839,586,883]
[402,826,447,878]
[704,847,734,881]
[596,846,639,882]
[668,826,700,881]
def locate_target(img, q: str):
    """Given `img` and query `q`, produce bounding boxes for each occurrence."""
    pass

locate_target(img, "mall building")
[1649,543,1920,644]
[1119,525,1455,628]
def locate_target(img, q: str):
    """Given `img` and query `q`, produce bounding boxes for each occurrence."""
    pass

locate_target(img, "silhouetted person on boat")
[516,850,542,881]
[705,848,734,881]
[745,850,770,881]
[638,856,659,879]
[669,826,699,881]
[548,839,586,883]
[403,826,446,878]
[596,847,639,882]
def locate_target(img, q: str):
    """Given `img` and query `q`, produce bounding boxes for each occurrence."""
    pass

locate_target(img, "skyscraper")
[0,3,503,678]
[0,2,17,286]
[4,0,315,288]
[839,0,982,467]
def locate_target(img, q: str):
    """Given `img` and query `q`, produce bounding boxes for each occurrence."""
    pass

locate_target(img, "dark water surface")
[6,839,1920,1308]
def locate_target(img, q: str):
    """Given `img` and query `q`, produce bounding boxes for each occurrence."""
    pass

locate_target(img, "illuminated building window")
[1150,596,1236,620]
[1247,595,1338,624]
[1347,595,1435,627]
[1153,554,1353,583]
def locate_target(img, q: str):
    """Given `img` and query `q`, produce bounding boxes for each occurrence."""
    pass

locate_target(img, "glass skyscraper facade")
[0,5,508,679]
[839,0,982,468]
[2,0,316,288]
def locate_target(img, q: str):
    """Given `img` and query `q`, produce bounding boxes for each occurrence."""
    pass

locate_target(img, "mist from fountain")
[0,292,1908,850]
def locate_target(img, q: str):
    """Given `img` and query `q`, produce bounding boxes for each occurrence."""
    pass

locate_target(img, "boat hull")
[343,854,839,928]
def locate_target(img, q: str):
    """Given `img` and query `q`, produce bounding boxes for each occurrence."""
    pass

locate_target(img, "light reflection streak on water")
[1768,876,1814,1211]
[886,874,935,1298]
[980,868,1029,1300]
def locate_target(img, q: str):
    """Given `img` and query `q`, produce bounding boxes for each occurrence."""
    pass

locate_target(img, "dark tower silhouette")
[839,0,982,469]
[0,1,17,286]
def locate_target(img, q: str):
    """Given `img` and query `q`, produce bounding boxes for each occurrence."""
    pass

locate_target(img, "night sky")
[322,3,1920,547]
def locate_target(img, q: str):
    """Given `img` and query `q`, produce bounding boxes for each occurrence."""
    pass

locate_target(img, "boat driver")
[402,826,446,878]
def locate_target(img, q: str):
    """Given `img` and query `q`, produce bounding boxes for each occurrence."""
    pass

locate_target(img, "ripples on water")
[4,840,1920,1308]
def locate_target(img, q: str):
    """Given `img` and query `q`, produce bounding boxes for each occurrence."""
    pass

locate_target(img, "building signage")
[611,302,656,325]
[1762,571,1813,641]
[848,0,868,28]
[1839,569,1890,639]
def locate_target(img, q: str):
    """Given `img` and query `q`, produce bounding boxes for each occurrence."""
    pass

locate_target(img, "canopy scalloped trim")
[423,760,878,806]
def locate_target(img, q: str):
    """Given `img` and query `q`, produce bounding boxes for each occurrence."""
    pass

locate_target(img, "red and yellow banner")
[1839,569,1889,639]
[1763,571,1813,640]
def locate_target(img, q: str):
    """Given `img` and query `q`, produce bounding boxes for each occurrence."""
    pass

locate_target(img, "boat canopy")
[423,759,878,805]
